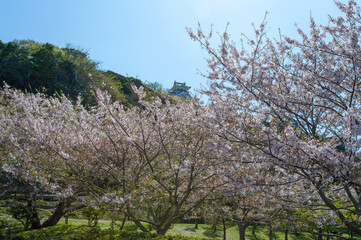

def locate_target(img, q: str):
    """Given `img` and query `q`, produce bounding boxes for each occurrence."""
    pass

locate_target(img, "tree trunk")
[156,226,168,235]
[285,230,288,240]
[119,215,127,230]
[65,212,69,224]
[126,207,149,233]
[318,228,323,240]
[253,225,258,240]
[237,222,247,240]
[29,206,41,229]
[223,218,226,240]
[41,199,67,228]
[28,191,41,229]
[269,229,273,240]
[212,223,217,234]
[195,219,199,229]
[131,219,149,232]
[317,187,361,236]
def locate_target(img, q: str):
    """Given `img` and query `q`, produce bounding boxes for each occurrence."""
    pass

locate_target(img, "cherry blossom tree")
[188,0,361,235]
[90,86,225,235]
[188,133,292,240]
[216,150,289,240]
[0,85,97,228]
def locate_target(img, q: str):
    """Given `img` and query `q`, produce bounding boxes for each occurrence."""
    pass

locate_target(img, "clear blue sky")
[0,0,345,95]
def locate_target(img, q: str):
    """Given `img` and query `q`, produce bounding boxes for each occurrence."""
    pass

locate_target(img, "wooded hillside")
[0,40,152,107]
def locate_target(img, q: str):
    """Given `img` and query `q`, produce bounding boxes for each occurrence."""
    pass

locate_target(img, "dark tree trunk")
[119,215,127,230]
[269,229,273,240]
[212,223,217,234]
[318,228,323,240]
[132,219,149,232]
[285,230,288,240]
[41,199,67,228]
[27,192,41,229]
[237,222,247,240]
[223,218,226,240]
[29,207,41,229]
[195,219,199,229]
[126,207,149,233]
[253,225,258,240]
[317,187,361,236]
[156,226,168,235]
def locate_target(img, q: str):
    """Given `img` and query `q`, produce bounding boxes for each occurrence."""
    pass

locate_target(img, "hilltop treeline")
[0,40,152,107]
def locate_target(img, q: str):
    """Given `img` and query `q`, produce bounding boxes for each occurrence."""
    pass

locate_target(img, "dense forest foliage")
[0,39,153,107]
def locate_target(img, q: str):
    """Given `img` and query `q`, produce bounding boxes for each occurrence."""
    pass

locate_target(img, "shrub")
[81,206,106,227]
[1,219,24,240]
[10,225,101,240]
[8,201,34,230]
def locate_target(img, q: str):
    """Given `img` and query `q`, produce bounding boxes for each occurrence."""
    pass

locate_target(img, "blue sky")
[0,0,345,95]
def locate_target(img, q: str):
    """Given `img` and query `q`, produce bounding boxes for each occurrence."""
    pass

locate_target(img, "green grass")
[5,216,361,240]
[57,220,316,240]
[58,219,140,231]
[10,225,210,240]
[167,224,316,240]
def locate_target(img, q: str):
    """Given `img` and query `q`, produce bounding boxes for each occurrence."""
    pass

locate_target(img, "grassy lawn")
[3,217,359,240]
[57,219,317,240]
[167,224,316,240]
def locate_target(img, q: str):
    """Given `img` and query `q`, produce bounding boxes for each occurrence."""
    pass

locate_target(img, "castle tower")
[169,81,191,98]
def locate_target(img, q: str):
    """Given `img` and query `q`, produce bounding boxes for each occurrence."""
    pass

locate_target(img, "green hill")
[0,39,152,107]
